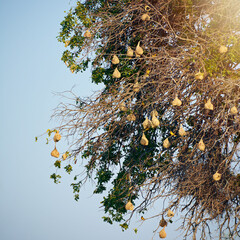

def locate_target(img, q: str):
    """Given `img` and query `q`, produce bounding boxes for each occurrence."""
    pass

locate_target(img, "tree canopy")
[44,0,240,239]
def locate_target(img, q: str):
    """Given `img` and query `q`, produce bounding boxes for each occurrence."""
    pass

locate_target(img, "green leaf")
[64,164,73,174]
[74,194,79,201]
[120,223,128,231]
[50,173,61,184]
[54,160,61,169]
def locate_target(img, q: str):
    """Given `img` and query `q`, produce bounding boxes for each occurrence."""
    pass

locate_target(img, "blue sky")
[0,1,181,239]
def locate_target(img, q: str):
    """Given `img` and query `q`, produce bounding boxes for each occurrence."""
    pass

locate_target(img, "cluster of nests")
[119,103,238,185]
[108,37,239,222]
[108,37,238,150]
[125,201,174,238]
[50,131,67,161]
[60,3,240,236]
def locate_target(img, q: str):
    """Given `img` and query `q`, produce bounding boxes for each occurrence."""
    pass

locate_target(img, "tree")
[44,0,240,239]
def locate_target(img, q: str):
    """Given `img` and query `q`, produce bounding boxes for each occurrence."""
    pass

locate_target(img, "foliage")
[45,0,240,239]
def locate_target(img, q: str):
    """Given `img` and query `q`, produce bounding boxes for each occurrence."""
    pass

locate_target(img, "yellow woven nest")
[195,71,204,80]
[213,172,222,181]
[112,55,119,65]
[159,227,167,238]
[159,217,167,227]
[113,68,121,78]
[178,124,187,136]
[151,115,160,128]
[140,133,149,146]
[127,46,134,57]
[167,209,174,217]
[198,138,205,151]
[172,96,182,106]
[51,147,59,158]
[230,106,238,115]
[141,13,150,21]
[53,131,61,142]
[135,41,143,55]
[204,98,214,110]
[125,201,134,211]
[144,5,151,11]
[143,117,152,129]
[163,138,171,148]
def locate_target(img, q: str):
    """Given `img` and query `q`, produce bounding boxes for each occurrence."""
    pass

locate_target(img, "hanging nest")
[159,217,167,227]
[141,13,150,21]
[213,172,222,181]
[178,124,187,136]
[159,227,167,239]
[230,106,238,115]
[163,138,171,148]
[172,96,182,106]
[51,147,60,158]
[152,115,160,128]
[204,98,214,110]
[198,138,205,151]
[127,46,134,57]
[135,41,143,55]
[127,113,136,121]
[140,133,149,146]
[125,201,134,211]
[142,117,152,129]
[167,209,174,217]
[70,64,76,73]
[53,130,61,142]
[112,54,120,64]
[113,68,121,78]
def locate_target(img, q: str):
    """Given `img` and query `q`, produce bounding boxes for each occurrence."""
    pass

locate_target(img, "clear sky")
[0,1,181,239]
